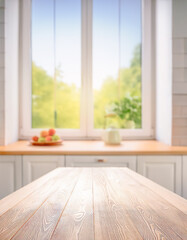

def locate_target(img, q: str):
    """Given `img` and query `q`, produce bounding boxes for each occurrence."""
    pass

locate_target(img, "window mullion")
[86,0,93,137]
[81,0,88,137]
[81,0,93,138]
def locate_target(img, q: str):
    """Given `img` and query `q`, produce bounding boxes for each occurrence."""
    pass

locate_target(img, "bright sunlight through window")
[32,0,141,130]
[20,0,153,138]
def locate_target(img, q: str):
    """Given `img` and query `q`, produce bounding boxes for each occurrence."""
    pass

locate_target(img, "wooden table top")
[0,168,187,240]
[1,140,187,155]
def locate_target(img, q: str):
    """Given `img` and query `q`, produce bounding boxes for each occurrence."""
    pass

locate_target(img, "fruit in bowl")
[31,129,62,145]
[40,130,49,138]
[52,135,60,141]
[32,136,39,142]
[38,137,45,143]
[48,128,56,136]
[45,136,52,142]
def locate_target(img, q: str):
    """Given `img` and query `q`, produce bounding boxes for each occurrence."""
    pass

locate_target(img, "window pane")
[32,0,81,129]
[93,0,142,129]
[55,0,81,129]
[32,0,54,128]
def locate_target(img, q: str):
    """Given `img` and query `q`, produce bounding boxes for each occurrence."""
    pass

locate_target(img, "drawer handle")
[97,159,107,163]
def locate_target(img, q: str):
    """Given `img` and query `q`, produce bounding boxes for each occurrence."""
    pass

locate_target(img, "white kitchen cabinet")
[137,155,182,195]
[66,155,136,171]
[23,155,65,185]
[0,153,185,200]
[182,156,187,199]
[0,155,22,199]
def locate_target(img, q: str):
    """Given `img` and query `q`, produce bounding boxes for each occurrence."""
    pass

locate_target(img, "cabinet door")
[23,155,65,185]
[0,155,22,199]
[66,155,136,171]
[182,156,187,199]
[137,155,182,195]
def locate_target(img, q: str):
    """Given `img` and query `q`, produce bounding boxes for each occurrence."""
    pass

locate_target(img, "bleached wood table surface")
[0,168,186,240]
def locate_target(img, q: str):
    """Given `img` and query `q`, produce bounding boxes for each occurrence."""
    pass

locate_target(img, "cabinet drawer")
[66,155,136,170]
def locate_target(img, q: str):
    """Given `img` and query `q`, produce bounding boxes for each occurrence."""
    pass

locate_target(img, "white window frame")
[19,0,154,140]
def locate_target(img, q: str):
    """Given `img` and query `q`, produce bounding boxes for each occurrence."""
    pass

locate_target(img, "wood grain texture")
[1,140,187,155]
[51,169,94,240]
[0,167,186,240]
[0,168,79,239]
[12,168,81,240]
[0,168,63,216]
[93,169,143,240]
[123,168,187,214]
[103,168,187,239]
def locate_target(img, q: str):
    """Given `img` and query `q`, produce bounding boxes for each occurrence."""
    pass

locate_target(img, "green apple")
[52,135,60,141]
[38,137,45,143]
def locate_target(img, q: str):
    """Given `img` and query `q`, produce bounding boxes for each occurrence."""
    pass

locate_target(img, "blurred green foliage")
[32,64,80,128]
[32,45,141,129]
[94,45,142,129]
[104,96,142,129]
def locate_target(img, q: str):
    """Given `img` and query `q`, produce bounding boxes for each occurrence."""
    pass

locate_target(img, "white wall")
[155,0,172,145]
[0,0,19,145]
[4,0,19,145]
[0,0,5,145]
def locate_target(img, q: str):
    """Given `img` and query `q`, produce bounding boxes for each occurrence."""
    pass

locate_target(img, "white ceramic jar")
[102,128,121,145]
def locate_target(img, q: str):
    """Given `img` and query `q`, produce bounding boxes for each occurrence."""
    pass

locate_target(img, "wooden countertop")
[1,140,187,155]
[0,168,186,239]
